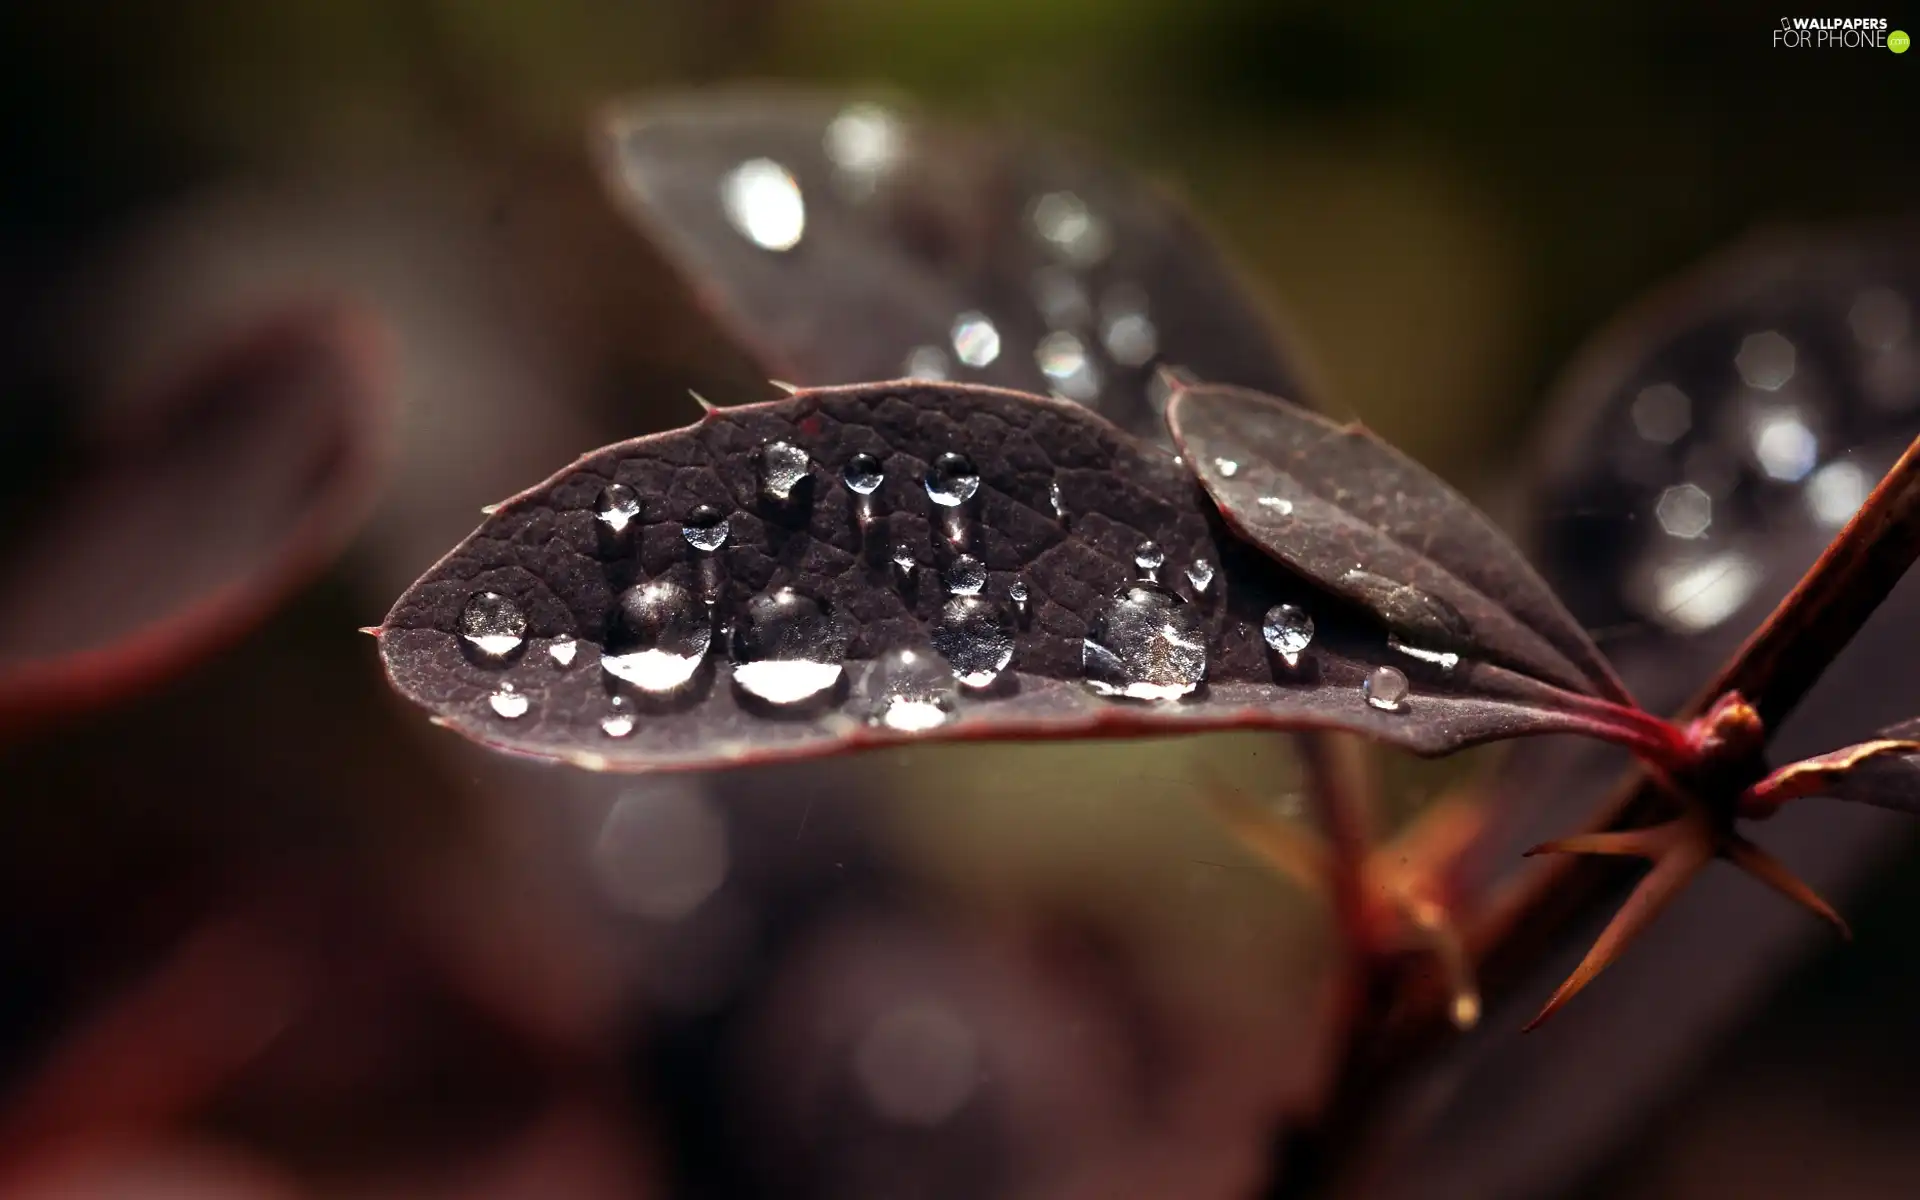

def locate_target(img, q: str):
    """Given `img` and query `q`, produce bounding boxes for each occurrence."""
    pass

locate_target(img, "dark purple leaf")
[1164,384,1634,705]
[0,306,393,732]
[593,89,1311,443]
[1746,716,1920,816]
[377,383,1654,774]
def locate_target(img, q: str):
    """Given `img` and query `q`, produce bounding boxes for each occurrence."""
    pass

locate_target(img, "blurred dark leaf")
[0,306,393,733]
[378,382,1638,773]
[593,89,1313,442]
[1168,384,1633,705]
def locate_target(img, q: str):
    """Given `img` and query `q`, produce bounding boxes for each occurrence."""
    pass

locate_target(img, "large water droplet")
[730,588,850,705]
[548,637,578,668]
[595,483,640,534]
[1083,583,1208,701]
[844,452,885,495]
[1364,666,1410,712]
[601,696,635,739]
[1262,604,1314,668]
[756,441,811,503]
[943,554,986,596]
[932,596,1017,688]
[461,591,528,660]
[925,452,980,507]
[1186,559,1215,595]
[488,682,529,719]
[1134,541,1164,572]
[720,158,805,251]
[603,580,712,693]
[950,312,1002,368]
[683,504,731,552]
[860,647,960,732]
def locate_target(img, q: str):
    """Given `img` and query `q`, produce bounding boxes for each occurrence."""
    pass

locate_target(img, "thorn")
[357,625,382,638]
[1525,820,1713,1031]
[688,389,716,414]
[769,379,800,395]
[1522,826,1673,859]
[1725,836,1852,940]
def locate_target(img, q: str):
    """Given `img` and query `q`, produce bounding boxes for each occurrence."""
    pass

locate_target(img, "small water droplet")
[891,544,918,580]
[756,441,811,503]
[1364,666,1410,712]
[1186,560,1215,594]
[925,453,980,507]
[1009,578,1030,621]
[1214,458,1239,478]
[823,101,901,198]
[932,596,1016,688]
[1134,541,1165,572]
[720,158,805,251]
[601,697,635,739]
[844,452,885,495]
[461,591,528,660]
[1049,480,1068,523]
[1083,583,1208,702]
[943,554,986,596]
[683,504,731,552]
[1258,496,1294,515]
[602,580,712,693]
[950,312,1002,368]
[1261,604,1314,668]
[860,648,960,732]
[595,483,640,533]
[1387,635,1459,672]
[548,638,577,668]
[489,682,529,719]
[730,588,850,705]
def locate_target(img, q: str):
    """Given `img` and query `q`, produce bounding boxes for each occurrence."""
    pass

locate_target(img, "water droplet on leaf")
[924,452,980,507]
[1261,604,1314,668]
[756,440,811,503]
[548,637,577,668]
[730,587,850,705]
[1186,559,1215,594]
[489,681,529,719]
[1083,583,1208,702]
[683,504,731,552]
[844,452,885,495]
[594,483,641,534]
[1134,541,1164,572]
[932,596,1016,688]
[860,647,960,732]
[461,591,528,661]
[602,580,713,693]
[1364,666,1410,712]
[943,554,986,596]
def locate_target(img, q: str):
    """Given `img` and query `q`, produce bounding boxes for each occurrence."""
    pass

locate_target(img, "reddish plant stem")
[1283,432,1920,1197]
